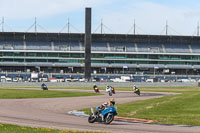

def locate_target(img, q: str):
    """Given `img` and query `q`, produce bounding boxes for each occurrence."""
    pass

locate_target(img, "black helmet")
[110,98,115,105]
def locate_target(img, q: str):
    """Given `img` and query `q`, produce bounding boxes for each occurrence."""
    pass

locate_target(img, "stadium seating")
[0,40,197,54]
[190,44,200,53]
[91,42,108,51]
[109,43,136,52]
[136,43,163,53]
[164,44,190,53]
[26,41,52,50]
[0,40,23,50]
[54,41,81,51]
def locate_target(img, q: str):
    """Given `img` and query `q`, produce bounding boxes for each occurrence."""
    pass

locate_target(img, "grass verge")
[81,88,200,126]
[2,86,200,91]
[0,89,102,99]
[0,123,104,133]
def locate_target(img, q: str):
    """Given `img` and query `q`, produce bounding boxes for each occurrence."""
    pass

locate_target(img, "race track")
[0,89,199,133]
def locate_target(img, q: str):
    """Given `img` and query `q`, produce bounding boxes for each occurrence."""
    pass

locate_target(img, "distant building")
[0,32,200,75]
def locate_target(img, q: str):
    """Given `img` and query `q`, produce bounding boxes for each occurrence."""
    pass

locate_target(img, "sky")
[0,0,200,35]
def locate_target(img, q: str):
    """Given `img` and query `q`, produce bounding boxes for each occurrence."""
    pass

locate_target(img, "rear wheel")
[88,115,96,123]
[104,114,114,124]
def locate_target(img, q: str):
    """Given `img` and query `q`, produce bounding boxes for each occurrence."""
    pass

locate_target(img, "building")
[0,32,200,76]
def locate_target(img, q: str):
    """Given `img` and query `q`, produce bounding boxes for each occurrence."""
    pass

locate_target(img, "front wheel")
[88,115,96,123]
[104,114,114,124]
[109,91,112,96]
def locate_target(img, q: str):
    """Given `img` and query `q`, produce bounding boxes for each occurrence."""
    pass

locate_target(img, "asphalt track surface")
[0,88,200,133]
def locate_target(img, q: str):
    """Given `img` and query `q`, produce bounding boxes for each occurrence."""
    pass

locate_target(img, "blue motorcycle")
[88,106,118,124]
[41,84,48,90]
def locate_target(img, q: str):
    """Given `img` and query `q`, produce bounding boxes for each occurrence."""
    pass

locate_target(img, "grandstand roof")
[0,32,200,44]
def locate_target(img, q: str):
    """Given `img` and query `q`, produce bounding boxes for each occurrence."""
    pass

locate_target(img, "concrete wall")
[0,82,198,88]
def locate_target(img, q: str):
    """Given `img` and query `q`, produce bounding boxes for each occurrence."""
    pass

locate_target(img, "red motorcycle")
[94,87,100,93]
[111,87,115,94]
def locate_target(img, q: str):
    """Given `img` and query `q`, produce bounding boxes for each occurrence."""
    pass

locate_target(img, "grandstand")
[0,32,200,81]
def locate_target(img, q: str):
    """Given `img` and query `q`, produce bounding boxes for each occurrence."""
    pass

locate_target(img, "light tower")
[84,8,92,81]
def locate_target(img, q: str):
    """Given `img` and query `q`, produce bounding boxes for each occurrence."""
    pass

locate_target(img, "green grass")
[81,88,200,126]
[118,88,200,125]
[0,123,104,133]
[2,86,200,91]
[1,86,200,91]
[0,89,101,99]
[0,86,99,90]
[0,86,92,90]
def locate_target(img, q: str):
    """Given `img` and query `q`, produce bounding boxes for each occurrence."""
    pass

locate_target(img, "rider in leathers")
[97,98,115,113]
[93,84,98,90]
[133,85,139,93]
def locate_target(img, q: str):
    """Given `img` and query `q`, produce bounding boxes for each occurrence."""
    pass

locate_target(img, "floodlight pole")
[67,18,70,33]
[197,22,199,36]
[166,20,168,36]
[35,17,37,33]
[2,17,4,32]
[101,19,103,34]
[133,19,136,35]
[84,8,92,81]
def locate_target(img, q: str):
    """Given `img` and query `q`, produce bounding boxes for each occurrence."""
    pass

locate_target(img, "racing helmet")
[93,84,96,86]
[109,98,115,105]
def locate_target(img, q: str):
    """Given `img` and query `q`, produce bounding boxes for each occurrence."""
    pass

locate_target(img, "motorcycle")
[94,87,100,93]
[88,106,118,124]
[111,87,115,94]
[106,86,112,96]
[41,84,48,90]
[134,88,140,96]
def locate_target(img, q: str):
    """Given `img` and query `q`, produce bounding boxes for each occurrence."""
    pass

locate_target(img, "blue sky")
[0,0,200,35]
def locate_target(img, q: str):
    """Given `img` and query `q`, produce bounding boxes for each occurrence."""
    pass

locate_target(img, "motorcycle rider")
[106,84,111,92]
[97,98,115,113]
[107,84,113,88]
[88,98,118,124]
[41,83,48,90]
[41,83,46,88]
[133,85,140,93]
[93,84,99,93]
[93,84,98,90]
